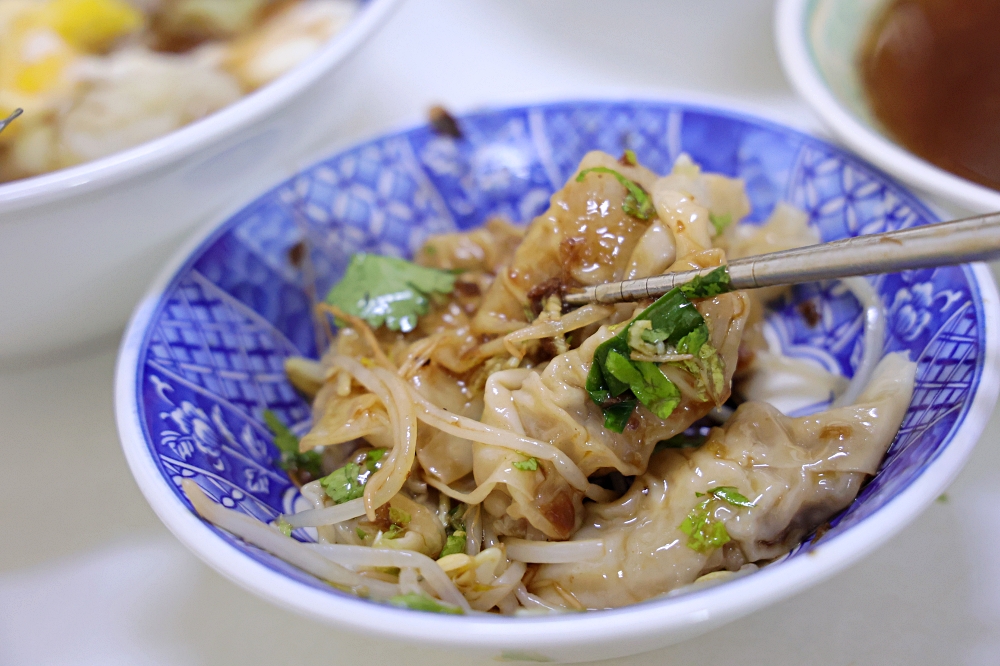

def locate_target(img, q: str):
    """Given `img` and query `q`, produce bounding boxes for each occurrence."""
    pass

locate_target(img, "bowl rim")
[114,97,1000,655]
[774,0,1000,214]
[0,0,403,215]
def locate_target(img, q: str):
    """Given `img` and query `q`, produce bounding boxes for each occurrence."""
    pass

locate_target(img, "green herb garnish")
[513,457,539,471]
[679,499,731,552]
[675,325,709,356]
[382,505,412,540]
[621,149,638,166]
[679,267,732,299]
[356,527,369,540]
[275,517,292,537]
[706,486,755,508]
[604,351,681,420]
[654,432,707,452]
[438,504,467,558]
[586,266,732,431]
[263,409,322,480]
[600,399,638,431]
[388,593,464,615]
[439,531,467,558]
[320,462,364,503]
[389,507,411,526]
[365,447,386,472]
[318,449,386,504]
[680,486,755,552]
[709,212,732,235]
[576,166,655,220]
[446,504,466,532]
[325,254,457,332]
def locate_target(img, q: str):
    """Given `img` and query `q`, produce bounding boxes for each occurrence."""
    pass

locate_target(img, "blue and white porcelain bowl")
[115,100,1000,663]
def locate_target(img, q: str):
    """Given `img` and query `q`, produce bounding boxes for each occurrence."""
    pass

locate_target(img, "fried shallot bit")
[428,105,462,138]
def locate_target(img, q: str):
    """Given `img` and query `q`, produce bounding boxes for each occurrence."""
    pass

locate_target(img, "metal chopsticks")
[0,108,22,135]
[563,211,1000,306]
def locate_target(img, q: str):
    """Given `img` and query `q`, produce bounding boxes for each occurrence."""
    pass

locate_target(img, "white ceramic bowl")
[0,0,401,362]
[775,0,1000,215]
[116,99,1000,662]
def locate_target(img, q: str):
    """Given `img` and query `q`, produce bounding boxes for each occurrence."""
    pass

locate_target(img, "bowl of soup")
[775,0,1000,214]
[0,0,401,361]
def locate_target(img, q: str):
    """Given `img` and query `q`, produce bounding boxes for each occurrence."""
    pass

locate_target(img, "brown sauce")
[859,0,1000,190]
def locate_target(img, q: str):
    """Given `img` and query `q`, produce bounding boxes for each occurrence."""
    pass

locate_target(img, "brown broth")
[859,0,1000,190]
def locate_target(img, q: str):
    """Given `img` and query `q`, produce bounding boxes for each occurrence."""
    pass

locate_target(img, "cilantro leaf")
[439,504,467,558]
[439,531,467,558]
[320,462,365,504]
[700,342,726,396]
[675,324,709,356]
[325,254,457,332]
[263,410,299,454]
[654,432,707,452]
[318,448,386,504]
[576,166,655,220]
[275,517,292,537]
[679,266,732,299]
[263,410,322,480]
[679,486,754,552]
[604,352,681,420]
[679,499,731,552]
[586,267,733,432]
[513,457,539,471]
[365,448,386,472]
[601,399,637,432]
[709,486,755,508]
[389,507,411,525]
[709,212,732,235]
[389,593,464,615]
[640,327,671,345]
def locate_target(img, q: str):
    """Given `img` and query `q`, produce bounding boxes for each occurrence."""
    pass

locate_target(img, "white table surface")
[2,1,999,664]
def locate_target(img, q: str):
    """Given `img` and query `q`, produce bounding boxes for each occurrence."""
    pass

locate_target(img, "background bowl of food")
[0,0,401,361]
[775,0,1000,215]
[115,99,1000,663]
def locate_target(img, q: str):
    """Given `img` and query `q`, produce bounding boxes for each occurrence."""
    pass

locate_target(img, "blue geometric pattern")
[129,101,987,605]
